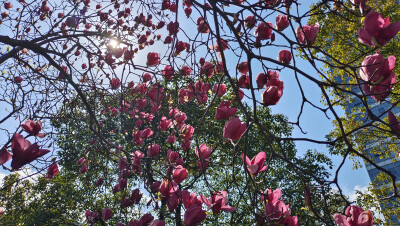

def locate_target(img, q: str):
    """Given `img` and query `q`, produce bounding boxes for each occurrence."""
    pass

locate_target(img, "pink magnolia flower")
[262,86,282,106]
[260,188,282,205]
[120,196,134,208]
[118,158,128,170]
[362,71,395,102]
[0,148,11,165]
[96,178,104,186]
[197,17,210,33]
[174,111,187,122]
[195,143,211,170]
[237,61,249,75]
[66,16,80,28]
[216,100,237,120]
[80,165,88,174]
[140,128,153,138]
[333,205,373,226]
[358,11,400,47]
[360,53,395,83]
[200,191,237,215]
[110,78,120,89]
[198,57,205,66]
[245,15,256,28]
[4,2,13,9]
[102,208,113,220]
[295,23,319,45]
[196,92,208,105]
[196,159,209,170]
[184,7,192,17]
[140,213,154,225]
[195,143,212,160]
[104,52,116,65]
[212,83,227,97]
[138,35,147,45]
[278,49,292,65]
[235,88,245,101]
[173,165,188,184]
[131,188,143,204]
[388,111,400,131]
[174,41,186,55]
[147,144,160,157]
[164,36,173,44]
[146,52,160,66]
[167,192,180,212]
[200,62,214,78]
[255,22,274,41]
[46,163,59,180]
[85,210,99,224]
[210,39,229,53]
[14,76,23,84]
[135,97,147,109]
[180,65,192,76]
[285,216,299,226]
[167,150,179,163]
[223,117,246,141]
[181,190,202,208]
[179,88,193,103]
[184,204,206,226]
[162,65,174,79]
[238,74,250,89]
[180,124,194,141]
[76,157,86,166]
[160,116,172,131]
[113,184,120,194]
[264,200,297,225]
[111,107,119,117]
[151,181,161,194]
[142,73,152,82]
[275,14,289,31]
[58,65,68,79]
[167,21,179,35]
[148,84,164,102]
[11,133,50,170]
[256,72,268,89]
[167,133,177,144]
[159,179,178,197]
[176,157,184,165]
[161,0,170,10]
[169,3,177,13]
[133,131,144,145]
[22,120,45,137]
[261,75,284,106]
[241,151,268,176]
[351,0,368,14]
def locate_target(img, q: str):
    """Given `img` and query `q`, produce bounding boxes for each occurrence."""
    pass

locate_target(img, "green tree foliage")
[310,1,400,223]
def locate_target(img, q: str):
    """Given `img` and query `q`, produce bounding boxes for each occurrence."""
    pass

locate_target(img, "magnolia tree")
[0,0,399,225]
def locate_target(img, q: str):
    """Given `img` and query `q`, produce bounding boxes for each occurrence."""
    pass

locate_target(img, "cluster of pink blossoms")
[258,188,298,225]
[356,11,400,103]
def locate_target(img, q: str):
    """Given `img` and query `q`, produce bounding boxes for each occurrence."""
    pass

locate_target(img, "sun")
[109,39,119,48]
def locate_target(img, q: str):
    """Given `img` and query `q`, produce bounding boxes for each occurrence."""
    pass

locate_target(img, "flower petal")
[357,28,374,46]
[0,149,12,165]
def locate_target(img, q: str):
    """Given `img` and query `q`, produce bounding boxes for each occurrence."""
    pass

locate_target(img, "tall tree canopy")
[0,0,399,225]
